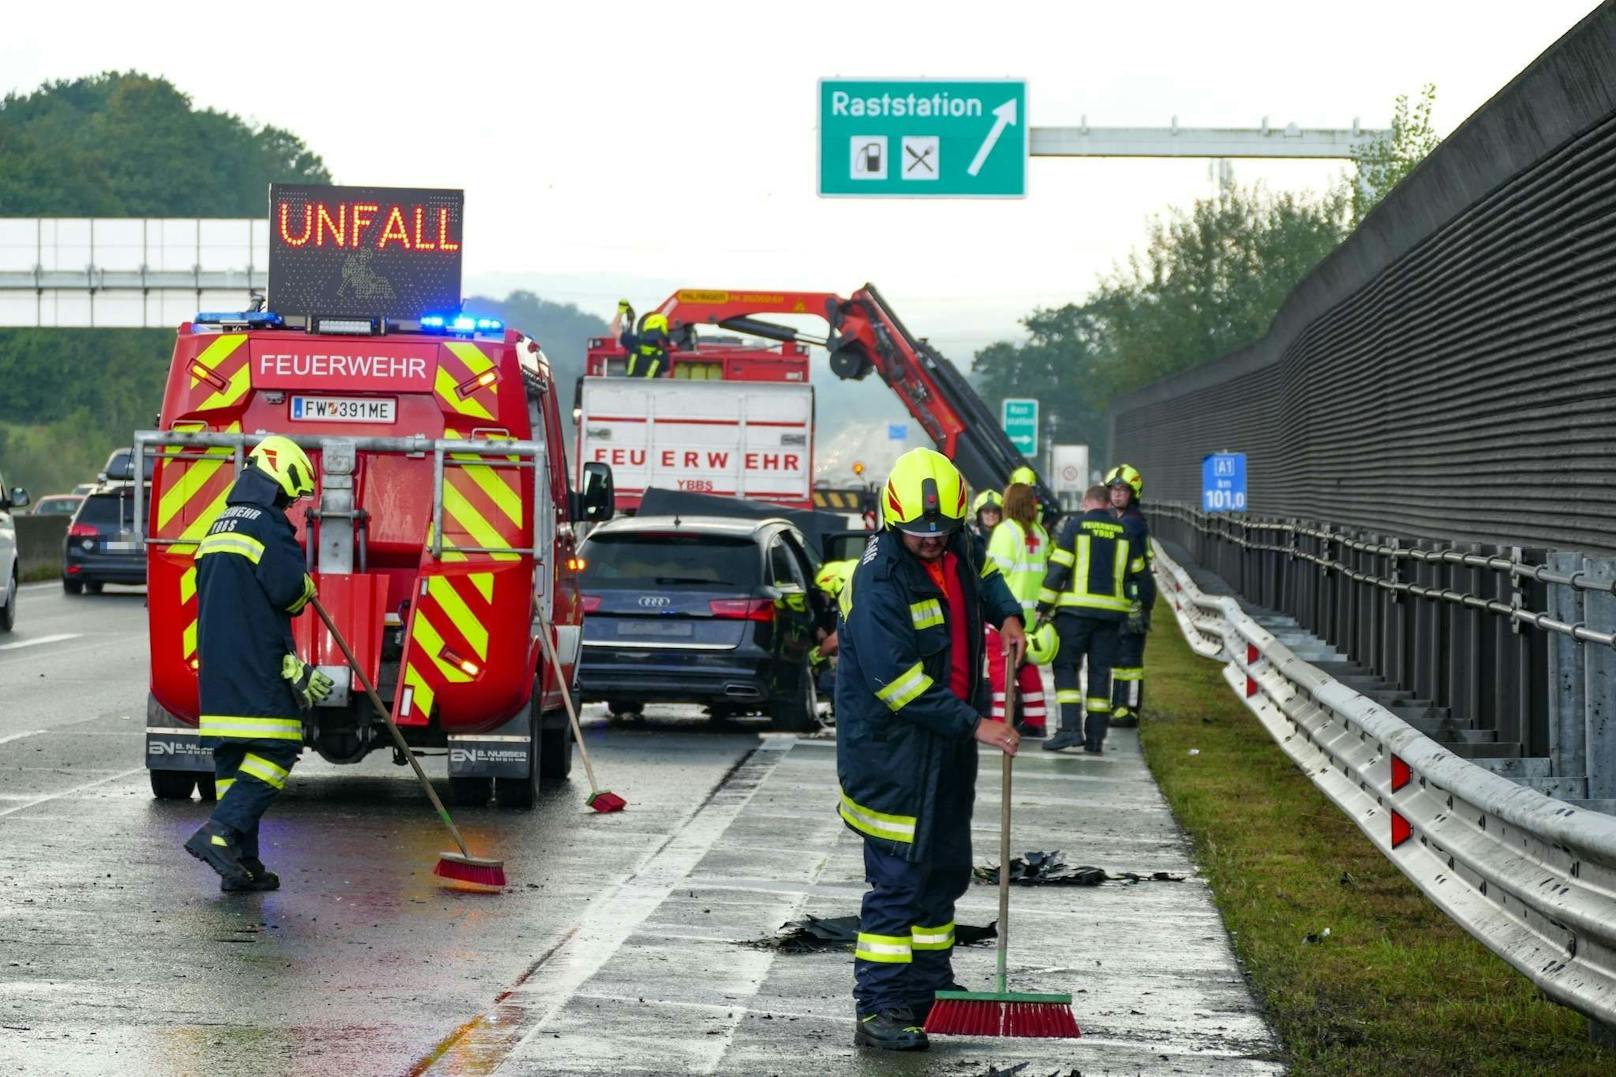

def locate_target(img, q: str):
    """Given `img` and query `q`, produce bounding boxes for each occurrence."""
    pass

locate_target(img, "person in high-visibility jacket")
[183,436,331,892]
[620,309,672,378]
[985,482,1050,736]
[837,448,1024,1051]
[966,489,1002,566]
[1106,464,1154,727]
[1036,483,1146,754]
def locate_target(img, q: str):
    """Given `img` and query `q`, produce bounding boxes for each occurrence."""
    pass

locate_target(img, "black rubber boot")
[222,857,281,893]
[1014,720,1046,739]
[1043,719,1083,751]
[854,1008,929,1051]
[1085,710,1111,753]
[184,821,251,887]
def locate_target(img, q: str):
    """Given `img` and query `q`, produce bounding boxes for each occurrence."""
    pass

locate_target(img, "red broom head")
[434,852,507,890]
[587,789,627,813]
[924,997,1080,1039]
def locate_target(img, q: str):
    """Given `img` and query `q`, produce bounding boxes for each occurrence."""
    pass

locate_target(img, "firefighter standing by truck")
[1106,464,1154,727]
[836,448,1025,1051]
[1037,484,1146,754]
[182,436,330,892]
[612,298,672,378]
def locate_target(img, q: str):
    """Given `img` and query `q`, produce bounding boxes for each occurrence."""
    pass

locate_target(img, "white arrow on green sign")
[1001,397,1038,455]
[819,79,1028,197]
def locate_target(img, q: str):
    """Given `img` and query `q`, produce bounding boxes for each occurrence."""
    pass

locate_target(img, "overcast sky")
[3,0,1600,356]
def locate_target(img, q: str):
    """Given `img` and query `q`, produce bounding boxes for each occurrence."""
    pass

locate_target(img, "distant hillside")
[0,72,330,494]
[461,291,608,413]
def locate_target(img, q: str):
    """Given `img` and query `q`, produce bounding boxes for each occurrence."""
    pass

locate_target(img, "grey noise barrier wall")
[1107,3,1616,556]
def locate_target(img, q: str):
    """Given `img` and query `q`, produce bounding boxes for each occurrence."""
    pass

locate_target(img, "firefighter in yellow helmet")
[1105,464,1153,727]
[837,448,1025,1050]
[616,299,672,378]
[183,435,330,892]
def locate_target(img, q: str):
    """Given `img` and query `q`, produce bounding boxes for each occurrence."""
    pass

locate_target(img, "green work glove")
[616,299,632,314]
[282,654,334,707]
[1126,600,1145,635]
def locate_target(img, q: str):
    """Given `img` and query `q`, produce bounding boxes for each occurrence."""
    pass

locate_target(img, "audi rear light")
[581,595,602,614]
[708,598,774,622]
[68,523,98,538]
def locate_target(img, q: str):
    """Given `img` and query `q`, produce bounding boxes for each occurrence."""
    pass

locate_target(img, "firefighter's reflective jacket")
[194,468,316,741]
[1035,507,1145,621]
[1118,503,1156,612]
[835,529,1022,862]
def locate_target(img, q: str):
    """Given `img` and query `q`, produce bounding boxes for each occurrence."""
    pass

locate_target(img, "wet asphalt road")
[0,583,767,1074]
[1,583,1279,1075]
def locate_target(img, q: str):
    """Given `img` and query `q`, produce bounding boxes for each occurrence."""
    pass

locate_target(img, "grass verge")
[21,563,59,583]
[1141,595,1612,1075]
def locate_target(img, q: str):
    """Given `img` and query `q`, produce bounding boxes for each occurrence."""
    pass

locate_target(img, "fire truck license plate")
[289,396,397,424]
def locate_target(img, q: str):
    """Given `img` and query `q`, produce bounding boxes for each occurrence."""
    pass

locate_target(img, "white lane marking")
[0,730,46,746]
[0,633,83,652]
[421,739,797,1073]
[0,767,143,819]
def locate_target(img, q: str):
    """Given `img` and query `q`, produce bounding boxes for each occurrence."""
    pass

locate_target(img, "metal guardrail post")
[1548,551,1589,788]
[1584,558,1616,801]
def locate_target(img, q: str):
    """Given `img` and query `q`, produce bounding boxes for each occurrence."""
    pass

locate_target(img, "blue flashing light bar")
[193,310,284,328]
[420,312,503,335]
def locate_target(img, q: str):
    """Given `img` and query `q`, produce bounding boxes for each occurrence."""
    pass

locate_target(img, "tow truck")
[577,285,1056,518]
[137,183,614,810]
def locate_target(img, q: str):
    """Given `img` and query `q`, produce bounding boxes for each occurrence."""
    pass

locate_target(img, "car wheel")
[0,569,15,633]
[495,704,542,809]
[539,712,574,781]
[62,578,83,595]
[448,775,492,807]
[150,770,197,800]
[85,581,105,595]
[769,663,820,733]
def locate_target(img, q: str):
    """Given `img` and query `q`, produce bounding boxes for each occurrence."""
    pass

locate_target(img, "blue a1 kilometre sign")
[1202,452,1247,512]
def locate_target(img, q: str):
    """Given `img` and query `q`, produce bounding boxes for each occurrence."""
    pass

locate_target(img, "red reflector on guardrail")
[1390,810,1412,848]
[1246,643,1258,664]
[1391,754,1411,793]
[1245,674,1257,698]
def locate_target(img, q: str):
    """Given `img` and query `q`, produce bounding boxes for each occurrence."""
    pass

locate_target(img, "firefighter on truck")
[183,437,330,892]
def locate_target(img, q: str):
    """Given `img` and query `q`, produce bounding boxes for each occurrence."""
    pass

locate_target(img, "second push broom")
[923,645,1080,1038]
[311,594,507,889]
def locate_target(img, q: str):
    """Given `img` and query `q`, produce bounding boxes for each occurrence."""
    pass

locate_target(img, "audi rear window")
[76,492,136,529]
[582,532,760,589]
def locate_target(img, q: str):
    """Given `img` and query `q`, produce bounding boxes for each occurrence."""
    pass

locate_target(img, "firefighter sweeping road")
[0,582,1278,1075]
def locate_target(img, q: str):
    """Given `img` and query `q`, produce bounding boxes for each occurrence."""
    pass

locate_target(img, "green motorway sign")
[1001,397,1038,455]
[818,79,1027,198]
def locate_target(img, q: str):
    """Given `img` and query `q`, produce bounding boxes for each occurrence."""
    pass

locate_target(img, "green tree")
[462,291,610,431]
[971,304,1107,446]
[1352,84,1440,222]
[0,72,331,493]
[1084,182,1349,404]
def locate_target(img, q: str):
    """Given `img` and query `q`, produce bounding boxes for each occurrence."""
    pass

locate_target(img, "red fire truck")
[577,286,1052,516]
[138,184,613,809]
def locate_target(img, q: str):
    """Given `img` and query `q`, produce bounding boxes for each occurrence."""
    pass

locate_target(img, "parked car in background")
[98,446,156,485]
[71,483,96,496]
[30,494,84,517]
[576,515,823,730]
[63,484,146,594]
[0,468,30,632]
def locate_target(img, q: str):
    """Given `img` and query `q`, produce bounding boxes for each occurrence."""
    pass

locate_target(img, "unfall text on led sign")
[275,199,461,253]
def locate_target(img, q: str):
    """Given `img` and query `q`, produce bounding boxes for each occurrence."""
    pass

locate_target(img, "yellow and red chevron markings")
[184,333,253,413]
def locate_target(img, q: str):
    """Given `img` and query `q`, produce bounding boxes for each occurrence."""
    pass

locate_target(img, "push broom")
[310,594,507,889]
[534,599,626,813]
[924,660,1080,1039]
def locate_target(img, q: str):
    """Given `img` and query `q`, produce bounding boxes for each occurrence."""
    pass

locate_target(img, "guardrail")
[1154,539,1616,1031]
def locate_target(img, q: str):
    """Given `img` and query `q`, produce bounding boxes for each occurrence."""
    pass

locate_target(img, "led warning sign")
[267,183,464,319]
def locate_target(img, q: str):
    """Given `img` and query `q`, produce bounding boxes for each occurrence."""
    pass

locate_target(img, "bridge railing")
[1154,538,1616,1031]
[1149,502,1616,802]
